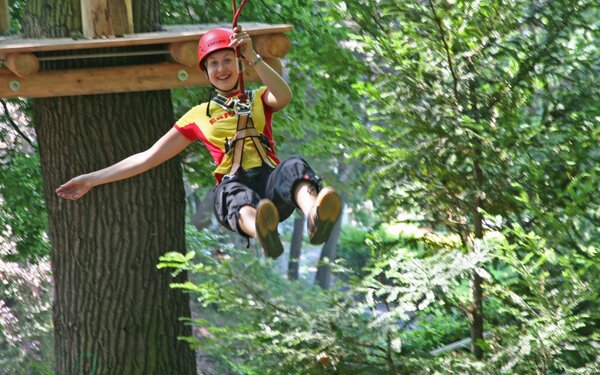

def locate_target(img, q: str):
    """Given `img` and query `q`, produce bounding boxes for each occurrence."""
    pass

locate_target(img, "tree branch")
[427,0,460,104]
[485,3,582,112]
[1,99,35,148]
[386,332,398,373]
[225,267,296,317]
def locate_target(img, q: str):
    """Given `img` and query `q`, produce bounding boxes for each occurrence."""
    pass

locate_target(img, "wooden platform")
[0,23,292,56]
[0,23,293,98]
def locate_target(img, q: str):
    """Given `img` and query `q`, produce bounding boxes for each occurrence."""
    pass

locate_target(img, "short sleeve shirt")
[174,86,280,182]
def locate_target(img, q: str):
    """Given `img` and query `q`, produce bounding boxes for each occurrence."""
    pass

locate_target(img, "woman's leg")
[214,180,283,258]
[238,202,282,259]
[292,180,318,216]
[238,205,258,238]
[266,156,342,245]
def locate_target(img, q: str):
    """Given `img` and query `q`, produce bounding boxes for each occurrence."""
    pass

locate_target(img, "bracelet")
[248,54,263,66]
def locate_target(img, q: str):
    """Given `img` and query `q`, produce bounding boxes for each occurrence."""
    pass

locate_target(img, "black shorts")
[213,156,322,236]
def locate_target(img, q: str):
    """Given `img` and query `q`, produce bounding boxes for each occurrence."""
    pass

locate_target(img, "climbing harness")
[198,1,275,178]
[219,0,276,177]
[209,90,276,178]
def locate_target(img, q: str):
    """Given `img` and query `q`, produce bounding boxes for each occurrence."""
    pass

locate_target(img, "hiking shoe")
[256,199,283,259]
[307,187,341,245]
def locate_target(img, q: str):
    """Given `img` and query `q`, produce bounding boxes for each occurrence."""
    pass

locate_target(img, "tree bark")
[288,214,304,280]
[470,175,485,359]
[470,65,485,360]
[24,1,196,373]
[190,189,214,231]
[315,202,343,290]
[470,270,484,359]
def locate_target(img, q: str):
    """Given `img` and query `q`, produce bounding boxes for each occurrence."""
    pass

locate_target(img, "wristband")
[248,54,263,66]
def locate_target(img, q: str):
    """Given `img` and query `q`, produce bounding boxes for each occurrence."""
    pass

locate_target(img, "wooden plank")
[81,0,114,38]
[0,58,283,98]
[0,23,293,57]
[108,0,133,36]
[0,0,8,34]
[81,0,133,38]
[161,23,293,36]
[168,33,290,68]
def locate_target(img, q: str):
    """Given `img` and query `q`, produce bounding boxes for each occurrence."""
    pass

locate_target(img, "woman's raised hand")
[229,25,258,60]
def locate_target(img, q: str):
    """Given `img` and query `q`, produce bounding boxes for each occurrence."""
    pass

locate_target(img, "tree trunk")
[469,67,485,360]
[470,155,485,360]
[315,202,343,290]
[470,271,484,359]
[288,214,304,280]
[190,189,214,231]
[25,1,196,373]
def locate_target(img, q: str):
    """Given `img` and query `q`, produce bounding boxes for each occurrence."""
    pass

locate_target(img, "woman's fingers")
[56,177,91,200]
[57,188,84,200]
[229,34,250,46]
[229,25,254,53]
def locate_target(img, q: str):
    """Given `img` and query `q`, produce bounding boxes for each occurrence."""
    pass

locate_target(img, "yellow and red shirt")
[174,86,280,183]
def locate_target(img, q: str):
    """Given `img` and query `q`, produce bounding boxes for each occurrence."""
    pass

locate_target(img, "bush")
[163,223,599,374]
[0,258,54,374]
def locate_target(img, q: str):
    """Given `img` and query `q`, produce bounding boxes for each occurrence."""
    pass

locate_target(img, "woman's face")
[205,49,238,94]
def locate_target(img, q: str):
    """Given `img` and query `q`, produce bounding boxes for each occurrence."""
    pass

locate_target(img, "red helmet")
[197,28,234,72]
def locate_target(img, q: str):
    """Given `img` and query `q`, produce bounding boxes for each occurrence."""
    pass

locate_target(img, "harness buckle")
[259,133,272,152]
[234,100,252,115]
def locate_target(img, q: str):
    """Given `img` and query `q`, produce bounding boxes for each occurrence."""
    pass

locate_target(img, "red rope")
[231,0,248,102]
[231,0,246,28]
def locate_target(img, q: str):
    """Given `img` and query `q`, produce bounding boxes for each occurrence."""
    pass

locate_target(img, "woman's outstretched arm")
[56,128,192,200]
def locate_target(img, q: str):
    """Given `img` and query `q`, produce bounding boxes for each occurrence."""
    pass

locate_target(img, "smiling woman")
[205,49,238,93]
[56,25,341,260]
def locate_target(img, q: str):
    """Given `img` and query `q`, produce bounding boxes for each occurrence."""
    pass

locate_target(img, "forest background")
[0,0,599,374]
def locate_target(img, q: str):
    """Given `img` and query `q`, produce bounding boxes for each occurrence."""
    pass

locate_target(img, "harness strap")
[229,127,260,144]
[249,130,273,165]
[228,114,247,177]
[211,90,274,177]
[226,108,275,177]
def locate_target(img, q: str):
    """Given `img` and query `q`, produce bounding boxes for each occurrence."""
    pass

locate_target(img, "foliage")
[339,0,599,239]
[162,1,600,373]
[161,229,403,374]
[162,221,598,374]
[1,0,599,373]
[0,99,49,262]
[484,224,599,374]
[336,223,429,277]
[2,0,24,35]
[335,226,371,275]
[326,0,600,364]
[0,258,54,374]
[0,151,49,262]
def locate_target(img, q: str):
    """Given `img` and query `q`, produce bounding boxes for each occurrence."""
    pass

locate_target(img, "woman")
[56,26,341,259]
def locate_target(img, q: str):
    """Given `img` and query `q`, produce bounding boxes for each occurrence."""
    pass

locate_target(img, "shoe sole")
[309,187,342,245]
[256,199,283,258]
